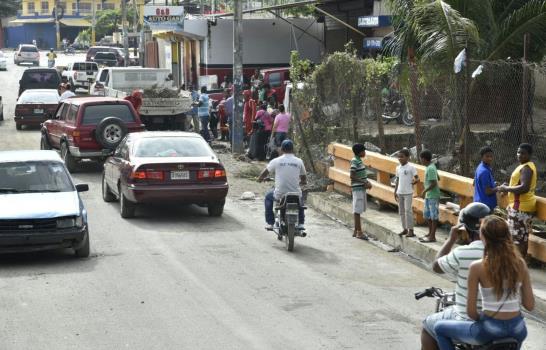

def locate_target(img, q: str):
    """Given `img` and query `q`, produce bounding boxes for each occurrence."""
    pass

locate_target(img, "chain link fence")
[291,57,546,195]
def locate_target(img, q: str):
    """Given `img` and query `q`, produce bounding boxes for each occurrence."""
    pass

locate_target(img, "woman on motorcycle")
[434,215,535,350]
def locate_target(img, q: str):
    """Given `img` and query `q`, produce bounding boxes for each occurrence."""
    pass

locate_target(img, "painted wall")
[6,23,56,48]
[21,0,122,17]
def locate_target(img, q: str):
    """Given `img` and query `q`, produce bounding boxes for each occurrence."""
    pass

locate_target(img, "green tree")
[92,6,138,39]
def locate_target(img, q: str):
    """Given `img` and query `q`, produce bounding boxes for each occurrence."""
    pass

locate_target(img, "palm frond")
[411,0,479,64]
[487,0,546,60]
[383,0,419,59]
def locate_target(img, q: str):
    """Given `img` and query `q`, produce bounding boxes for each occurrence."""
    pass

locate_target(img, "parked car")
[14,44,40,66]
[92,52,119,67]
[0,150,90,257]
[102,131,228,218]
[86,46,124,66]
[15,89,60,130]
[0,50,7,70]
[0,96,3,121]
[260,67,290,105]
[40,97,145,172]
[89,67,109,95]
[18,67,62,97]
[61,61,99,91]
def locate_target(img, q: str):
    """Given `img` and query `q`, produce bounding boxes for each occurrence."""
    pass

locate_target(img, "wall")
[204,18,324,66]
[6,23,56,48]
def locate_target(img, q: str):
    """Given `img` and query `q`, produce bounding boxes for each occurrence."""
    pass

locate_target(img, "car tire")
[75,232,90,258]
[69,79,76,92]
[95,117,128,150]
[40,133,52,150]
[61,142,78,173]
[15,123,22,130]
[120,188,136,218]
[102,172,116,202]
[208,202,225,217]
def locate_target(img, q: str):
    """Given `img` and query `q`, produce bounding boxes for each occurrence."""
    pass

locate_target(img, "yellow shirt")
[47,52,57,60]
[508,161,537,212]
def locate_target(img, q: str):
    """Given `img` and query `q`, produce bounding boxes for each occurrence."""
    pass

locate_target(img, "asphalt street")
[0,52,545,350]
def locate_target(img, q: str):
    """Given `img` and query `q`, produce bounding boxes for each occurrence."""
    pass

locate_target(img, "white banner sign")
[144,6,184,31]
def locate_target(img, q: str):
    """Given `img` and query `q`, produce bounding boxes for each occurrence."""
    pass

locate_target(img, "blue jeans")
[200,115,210,141]
[435,314,527,350]
[264,189,304,225]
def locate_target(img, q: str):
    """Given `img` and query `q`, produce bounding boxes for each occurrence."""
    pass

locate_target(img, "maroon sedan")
[15,89,60,130]
[102,131,229,218]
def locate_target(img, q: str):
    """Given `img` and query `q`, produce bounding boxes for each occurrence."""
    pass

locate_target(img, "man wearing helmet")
[421,202,491,350]
[257,139,307,231]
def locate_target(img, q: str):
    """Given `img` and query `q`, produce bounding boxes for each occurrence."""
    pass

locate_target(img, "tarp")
[60,18,91,27]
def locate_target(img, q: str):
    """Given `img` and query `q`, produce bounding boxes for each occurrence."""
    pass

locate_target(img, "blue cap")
[281,139,294,151]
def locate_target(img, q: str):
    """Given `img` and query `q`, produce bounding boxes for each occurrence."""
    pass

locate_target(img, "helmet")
[50,48,54,51]
[458,202,491,233]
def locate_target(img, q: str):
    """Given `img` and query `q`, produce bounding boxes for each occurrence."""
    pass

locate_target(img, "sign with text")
[144,6,184,31]
[363,37,383,49]
[357,16,392,28]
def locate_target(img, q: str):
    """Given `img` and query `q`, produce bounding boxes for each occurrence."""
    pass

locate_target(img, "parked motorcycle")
[415,287,519,350]
[64,45,75,55]
[382,93,415,126]
[265,186,307,252]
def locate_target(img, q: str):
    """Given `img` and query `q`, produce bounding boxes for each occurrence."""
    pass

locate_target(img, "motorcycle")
[265,184,307,252]
[415,287,519,350]
[64,45,76,55]
[381,93,415,126]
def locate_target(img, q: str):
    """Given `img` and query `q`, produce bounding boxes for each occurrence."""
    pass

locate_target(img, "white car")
[61,61,99,91]
[89,67,109,95]
[14,44,40,66]
[0,51,7,70]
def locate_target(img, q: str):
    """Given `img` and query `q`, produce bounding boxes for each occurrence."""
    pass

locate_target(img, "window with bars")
[28,2,35,13]
[40,1,49,14]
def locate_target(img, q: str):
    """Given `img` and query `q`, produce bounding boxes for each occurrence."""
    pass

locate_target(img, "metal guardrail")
[327,142,546,262]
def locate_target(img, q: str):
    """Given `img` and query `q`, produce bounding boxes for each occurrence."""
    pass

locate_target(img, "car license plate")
[171,171,189,180]
[34,109,43,114]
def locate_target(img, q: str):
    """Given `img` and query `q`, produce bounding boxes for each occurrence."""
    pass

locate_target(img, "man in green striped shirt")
[350,144,372,240]
[420,203,489,350]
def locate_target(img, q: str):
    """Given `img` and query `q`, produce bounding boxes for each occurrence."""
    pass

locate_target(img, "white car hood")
[0,192,81,219]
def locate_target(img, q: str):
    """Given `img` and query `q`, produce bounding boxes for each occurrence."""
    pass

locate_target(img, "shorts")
[424,198,439,221]
[352,189,366,214]
[423,306,465,340]
[506,206,533,246]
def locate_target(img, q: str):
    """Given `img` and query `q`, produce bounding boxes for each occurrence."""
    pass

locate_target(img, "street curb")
[308,192,546,320]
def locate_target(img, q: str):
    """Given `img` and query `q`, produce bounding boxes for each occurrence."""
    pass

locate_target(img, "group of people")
[345,142,537,349]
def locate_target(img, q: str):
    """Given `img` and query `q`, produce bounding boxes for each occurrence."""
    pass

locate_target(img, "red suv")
[40,97,145,172]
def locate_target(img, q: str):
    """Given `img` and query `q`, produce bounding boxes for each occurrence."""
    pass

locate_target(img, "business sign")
[358,16,392,28]
[363,37,384,49]
[144,6,184,31]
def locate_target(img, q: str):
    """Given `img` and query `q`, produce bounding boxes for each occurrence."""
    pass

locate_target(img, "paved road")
[0,54,545,350]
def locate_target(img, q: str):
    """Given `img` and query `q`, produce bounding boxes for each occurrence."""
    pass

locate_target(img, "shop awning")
[152,30,204,41]
[9,18,53,24]
[60,18,91,27]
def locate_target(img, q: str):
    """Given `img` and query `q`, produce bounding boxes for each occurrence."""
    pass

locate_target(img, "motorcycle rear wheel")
[402,112,415,126]
[285,223,295,252]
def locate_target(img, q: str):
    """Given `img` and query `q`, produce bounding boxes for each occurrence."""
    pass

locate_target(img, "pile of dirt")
[143,85,180,98]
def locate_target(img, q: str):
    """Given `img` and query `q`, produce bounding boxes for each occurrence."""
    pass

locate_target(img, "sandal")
[405,231,416,238]
[398,230,408,236]
[355,231,369,240]
[419,236,436,243]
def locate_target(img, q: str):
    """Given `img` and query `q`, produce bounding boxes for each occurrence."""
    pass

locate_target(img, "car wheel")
[75,231,90,258]
[15,123,22,130]
[102,172,116,202]
[95,117,128,150]
[40,133,52,150]
[61,142,78,173]
[120,188,136,218]
[208,202,225,217]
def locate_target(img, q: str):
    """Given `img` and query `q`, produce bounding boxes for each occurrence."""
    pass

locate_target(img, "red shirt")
[124,95,142,113]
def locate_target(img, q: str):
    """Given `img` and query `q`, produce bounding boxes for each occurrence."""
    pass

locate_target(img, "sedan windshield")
[0,161,74,193]
[134,137,214,158]
[18,91,60,104]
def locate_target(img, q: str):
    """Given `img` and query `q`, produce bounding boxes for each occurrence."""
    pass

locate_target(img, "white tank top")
[479,284,521,313]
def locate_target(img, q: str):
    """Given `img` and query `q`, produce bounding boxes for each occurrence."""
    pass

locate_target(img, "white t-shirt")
[396,163,417,195]
[60,90,75,101]
[266,153,306,199]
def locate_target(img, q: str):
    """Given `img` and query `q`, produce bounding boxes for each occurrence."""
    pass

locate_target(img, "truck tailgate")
[140,97,193,116]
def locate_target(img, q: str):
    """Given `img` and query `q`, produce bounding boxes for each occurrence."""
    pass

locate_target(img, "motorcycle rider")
[257,139,307,231]
[421,202,491,350]
[47,48,57,68]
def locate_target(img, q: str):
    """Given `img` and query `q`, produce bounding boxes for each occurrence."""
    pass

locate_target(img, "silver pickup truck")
[99,67,192,129]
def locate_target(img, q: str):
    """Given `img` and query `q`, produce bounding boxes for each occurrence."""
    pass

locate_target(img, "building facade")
[5,0,123,49]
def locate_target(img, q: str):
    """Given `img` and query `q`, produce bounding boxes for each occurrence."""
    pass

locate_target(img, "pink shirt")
[256,109,273,131]
[274,112,291,132]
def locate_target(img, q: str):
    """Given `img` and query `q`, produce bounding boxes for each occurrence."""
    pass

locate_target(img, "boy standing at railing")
[419,150,440,243]
[350,144,372,240]
[395,149,419,238]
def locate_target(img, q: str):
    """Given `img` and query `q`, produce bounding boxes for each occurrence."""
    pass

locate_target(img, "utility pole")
[132,0,138,58]
[122,0,130,66]
[232,0,244,153]
[91,0,96,45]
[54,0,61,50]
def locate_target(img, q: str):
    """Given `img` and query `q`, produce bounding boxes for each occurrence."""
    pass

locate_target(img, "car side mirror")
[75,184,89,192]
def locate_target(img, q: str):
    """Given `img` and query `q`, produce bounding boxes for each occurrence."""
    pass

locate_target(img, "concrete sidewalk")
[308,191,546,320]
